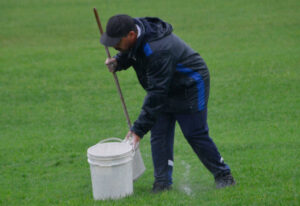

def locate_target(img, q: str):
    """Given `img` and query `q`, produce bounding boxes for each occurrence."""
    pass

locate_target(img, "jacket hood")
[136,17,173,42]
[126,17,173,59]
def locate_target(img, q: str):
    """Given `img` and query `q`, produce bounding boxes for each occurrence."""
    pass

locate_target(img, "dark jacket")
[115,17,210,138]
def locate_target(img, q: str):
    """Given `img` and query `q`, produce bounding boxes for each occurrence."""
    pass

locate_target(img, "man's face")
[113,31,137,52]
[113,37,131,52]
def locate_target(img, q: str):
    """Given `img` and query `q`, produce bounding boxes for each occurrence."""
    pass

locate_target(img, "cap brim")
[100,32,121,47]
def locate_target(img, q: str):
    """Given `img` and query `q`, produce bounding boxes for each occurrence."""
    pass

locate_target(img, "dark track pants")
[150,109,231,185]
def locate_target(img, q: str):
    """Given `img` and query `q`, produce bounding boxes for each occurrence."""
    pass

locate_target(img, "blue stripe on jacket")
[143,43,153,56]
[176,64,205,110]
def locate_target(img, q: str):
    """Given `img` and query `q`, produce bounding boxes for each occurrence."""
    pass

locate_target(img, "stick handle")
[112,73,132,129]
[93,8,132,129]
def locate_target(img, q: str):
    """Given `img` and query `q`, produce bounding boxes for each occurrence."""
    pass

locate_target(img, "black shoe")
[215,174,236,189]
[151,182,172,193]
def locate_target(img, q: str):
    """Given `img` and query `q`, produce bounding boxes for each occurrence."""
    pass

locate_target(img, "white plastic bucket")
[87,138,135,200]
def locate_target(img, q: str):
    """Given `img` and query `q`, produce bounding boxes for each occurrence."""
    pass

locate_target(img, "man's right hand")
[125,131,141,150]
[105,58,118,73]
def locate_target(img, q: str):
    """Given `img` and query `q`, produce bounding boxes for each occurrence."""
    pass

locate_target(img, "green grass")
[1,0,299,205]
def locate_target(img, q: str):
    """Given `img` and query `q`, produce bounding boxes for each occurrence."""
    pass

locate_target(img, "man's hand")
[105,57,118,73]
[125,131,141,149]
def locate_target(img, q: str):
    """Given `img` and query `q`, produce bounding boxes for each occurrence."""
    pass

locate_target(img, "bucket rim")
[87,141,134,159]
[87,149,133,160]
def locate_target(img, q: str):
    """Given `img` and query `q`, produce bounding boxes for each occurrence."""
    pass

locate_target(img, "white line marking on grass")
[183,185,192,196]
[180,160,192,196]
[181,160,191,179]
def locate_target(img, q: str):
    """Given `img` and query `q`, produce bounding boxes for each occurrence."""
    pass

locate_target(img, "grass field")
[1,0,299,205]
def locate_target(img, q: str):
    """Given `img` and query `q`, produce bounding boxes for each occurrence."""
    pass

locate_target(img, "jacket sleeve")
[114,52,133,71]
[131,51,175,138]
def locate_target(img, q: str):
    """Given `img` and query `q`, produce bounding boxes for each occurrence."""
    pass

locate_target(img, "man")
[100,14,235,193]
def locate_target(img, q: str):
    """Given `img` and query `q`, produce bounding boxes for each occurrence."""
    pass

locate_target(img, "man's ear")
[128,31,137,40]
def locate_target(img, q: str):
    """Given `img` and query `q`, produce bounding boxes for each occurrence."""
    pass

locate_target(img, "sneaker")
[151,182,172,193]
[215,174,236,189]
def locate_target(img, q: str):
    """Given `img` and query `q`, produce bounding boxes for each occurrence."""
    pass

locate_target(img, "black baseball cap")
[100,14,136,47]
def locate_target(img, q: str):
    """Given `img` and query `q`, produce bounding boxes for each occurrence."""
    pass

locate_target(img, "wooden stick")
[93,8,132,129]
